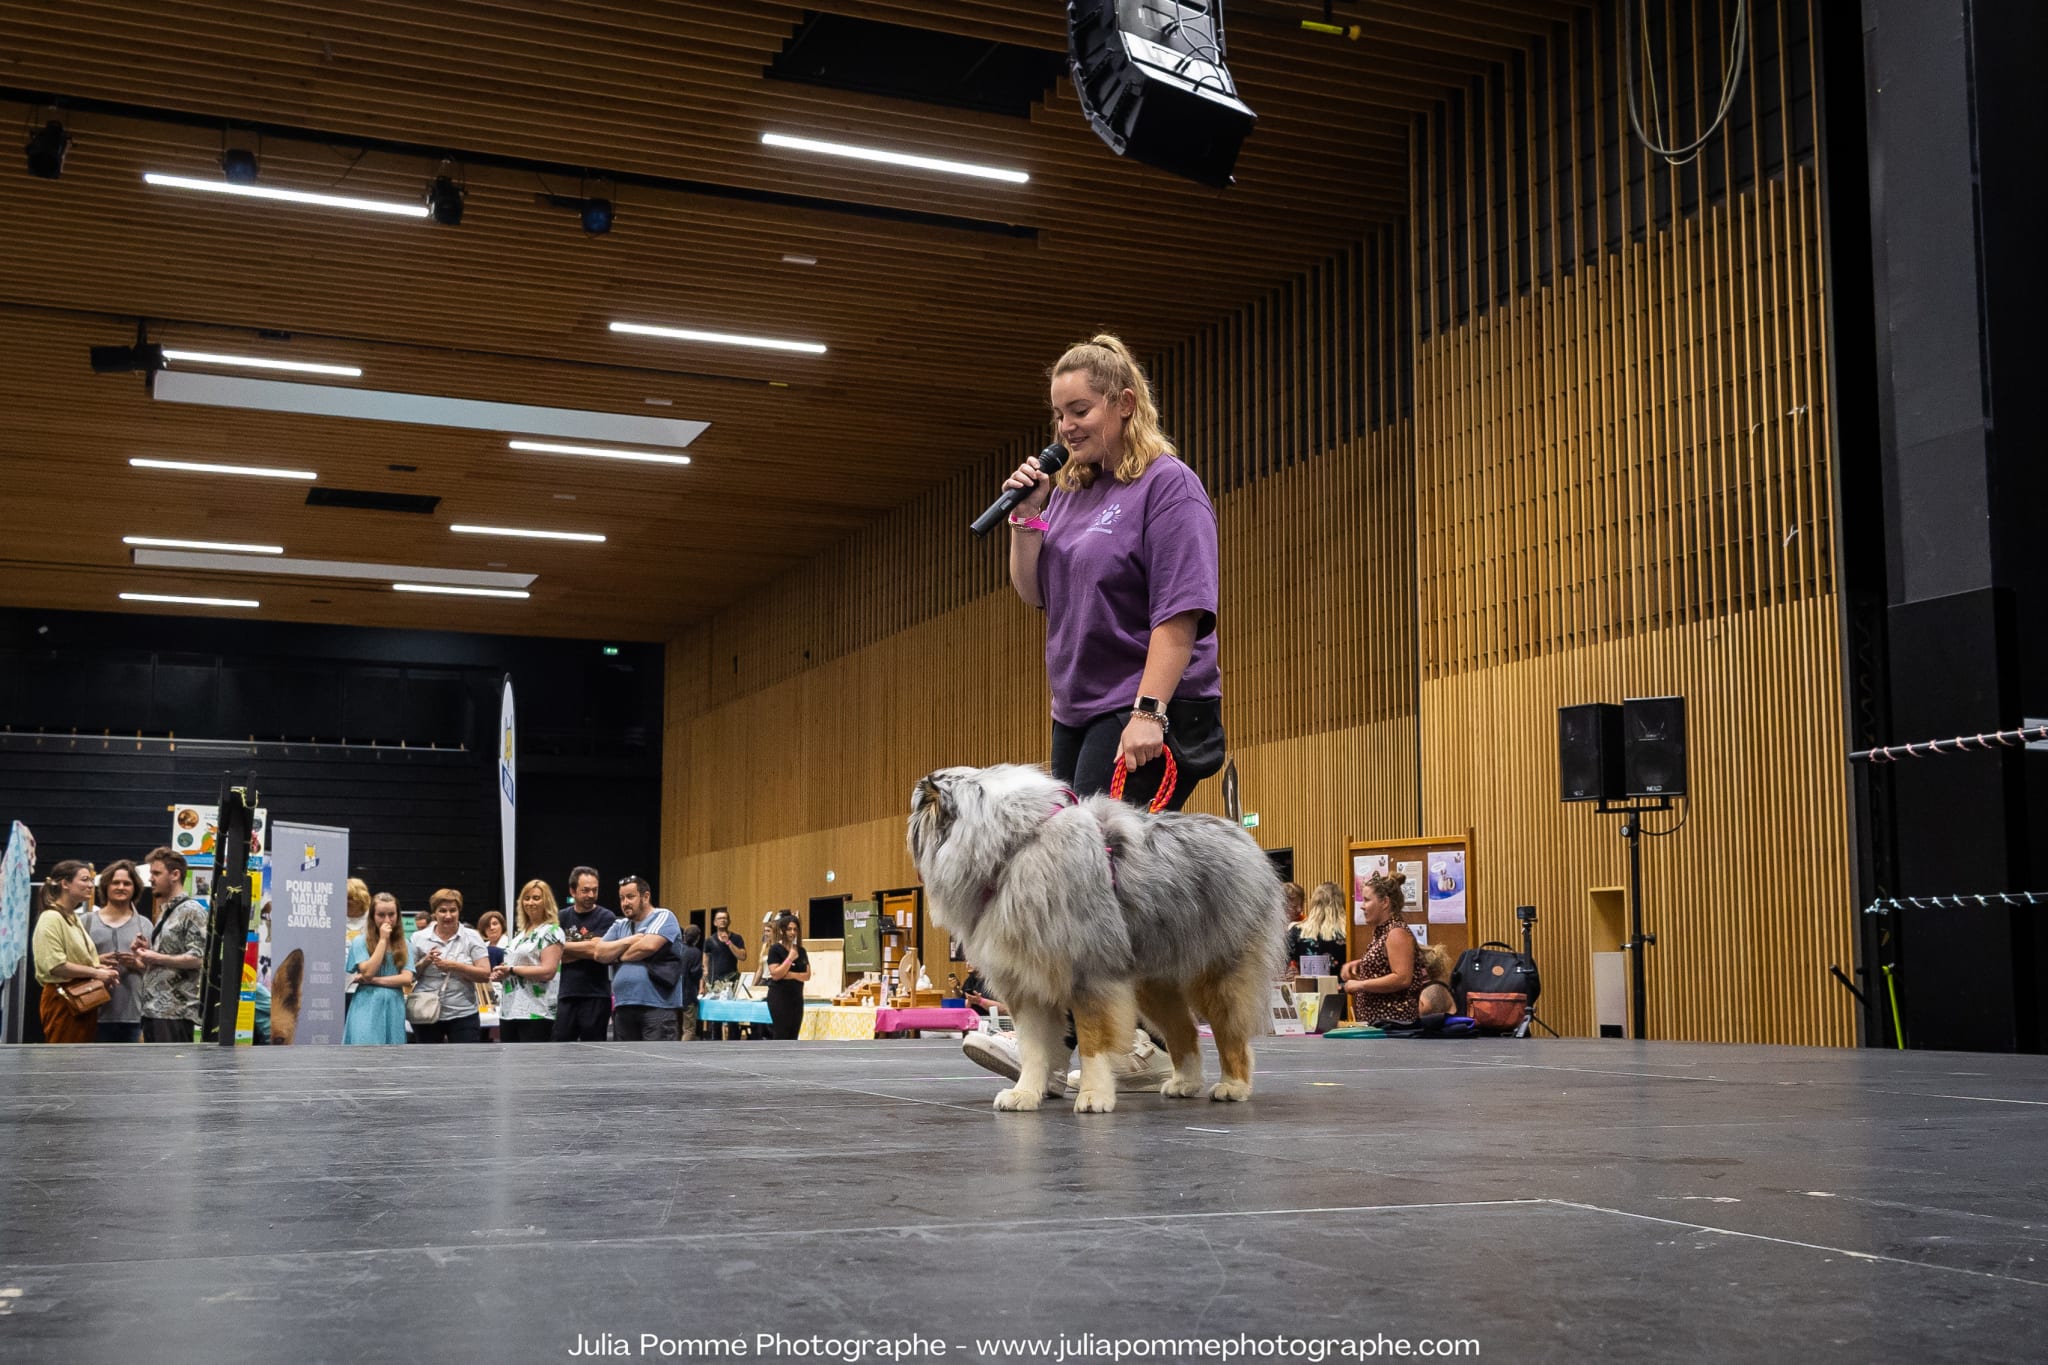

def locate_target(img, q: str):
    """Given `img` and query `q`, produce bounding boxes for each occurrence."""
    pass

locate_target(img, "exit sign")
[1242,812,1260,828]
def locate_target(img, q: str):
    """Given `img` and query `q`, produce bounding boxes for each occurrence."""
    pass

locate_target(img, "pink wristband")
[1008,512,1050,532]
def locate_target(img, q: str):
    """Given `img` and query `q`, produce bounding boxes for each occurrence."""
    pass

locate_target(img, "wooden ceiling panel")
[0,0,1568,639]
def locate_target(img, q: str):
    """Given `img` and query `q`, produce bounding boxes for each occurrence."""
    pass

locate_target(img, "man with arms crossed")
[551,866,617,1041]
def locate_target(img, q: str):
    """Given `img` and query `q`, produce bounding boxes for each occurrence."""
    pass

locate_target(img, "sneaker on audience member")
[1067,1030,1176,1093]
[962,1030,1066,1096]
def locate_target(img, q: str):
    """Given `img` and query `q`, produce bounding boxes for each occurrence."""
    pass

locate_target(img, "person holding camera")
[700,907,747,1040]
[589,876,685,1041]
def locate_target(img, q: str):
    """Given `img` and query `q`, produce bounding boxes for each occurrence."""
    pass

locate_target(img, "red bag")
[1464,991,1528,1033]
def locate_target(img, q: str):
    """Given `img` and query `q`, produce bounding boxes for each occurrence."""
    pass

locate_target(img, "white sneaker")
[963,1030,1066,1096]
[1067,1031,1176,1093]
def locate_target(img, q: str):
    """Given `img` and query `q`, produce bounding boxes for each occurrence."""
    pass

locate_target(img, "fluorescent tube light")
[131,549,533,589]
[143,172,431,218]
[508,439,691,467]
[124,535,284,555]
[450,524,606,543]
[760,131,1029,184]
[393,583,531,599]
[120,592,260,609]
[609,320,826,355]
[129,457,318,481]
[152,371,708,448]
[161,349,362,378]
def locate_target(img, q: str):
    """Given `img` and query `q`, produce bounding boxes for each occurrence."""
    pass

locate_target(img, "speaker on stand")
[1559,696,1690,1040]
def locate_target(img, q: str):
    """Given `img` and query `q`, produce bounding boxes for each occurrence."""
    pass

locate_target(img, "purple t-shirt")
[1039,454,1221,726]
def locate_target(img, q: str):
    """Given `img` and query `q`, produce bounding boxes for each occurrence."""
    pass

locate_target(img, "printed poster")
[1395,859,1425,911]
[1427,850,1467,924]
[1351,853,1388,925]
[268,821,350,1045]
[169,803,270,869]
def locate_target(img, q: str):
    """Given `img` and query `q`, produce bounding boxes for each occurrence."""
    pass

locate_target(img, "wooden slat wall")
[664,0,1856,1045]
[665,225,1422,909]
[1413,0,1851,1044]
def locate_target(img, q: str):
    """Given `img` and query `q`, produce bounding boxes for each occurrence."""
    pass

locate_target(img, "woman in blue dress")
[343,895,412,1044]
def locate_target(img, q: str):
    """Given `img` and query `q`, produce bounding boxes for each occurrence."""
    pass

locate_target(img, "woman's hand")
[1001,458,1054,516]
[95,965,120,984]
[1117,714,1166,773]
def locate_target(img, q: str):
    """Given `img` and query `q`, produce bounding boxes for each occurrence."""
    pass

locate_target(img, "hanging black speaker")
[1067,0,1256,188]
[1558,703,1625,802]
[1623,696,1689,798]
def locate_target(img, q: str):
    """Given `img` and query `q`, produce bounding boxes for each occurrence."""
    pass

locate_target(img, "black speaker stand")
[1595,796,1674,1040]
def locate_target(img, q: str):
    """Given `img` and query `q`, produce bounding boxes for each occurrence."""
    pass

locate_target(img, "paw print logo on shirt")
[1086,502,1124,535]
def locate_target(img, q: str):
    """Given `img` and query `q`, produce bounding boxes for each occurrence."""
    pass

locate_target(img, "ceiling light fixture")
[90,343,167,374]
[144,172,432,218]
[130,456,318,480]
[161,349,362,377]
[508,439,691,467]
[426,174,465,225]
[119,592,260,609]
[393,583,530,599]
[450,524,606,543]
[153,371,707,447]
[761,131,1029,184]
[123,535,284,554]
[25,120,71,179]
[220,147,260,184]
[609,320,826,355]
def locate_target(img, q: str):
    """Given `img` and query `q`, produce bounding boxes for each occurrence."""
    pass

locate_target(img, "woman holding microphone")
[962,333,1227,1095]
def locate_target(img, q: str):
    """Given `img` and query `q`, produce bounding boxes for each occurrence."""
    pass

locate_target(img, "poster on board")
[1427,850,1467,923]
[1351,853,1388,924]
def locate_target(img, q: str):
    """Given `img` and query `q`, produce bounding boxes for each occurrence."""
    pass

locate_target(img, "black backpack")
[1450,941,1542,1034]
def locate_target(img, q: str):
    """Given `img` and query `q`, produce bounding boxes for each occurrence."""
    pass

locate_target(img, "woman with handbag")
[32,860,119,1044]
[406,888,492,1042]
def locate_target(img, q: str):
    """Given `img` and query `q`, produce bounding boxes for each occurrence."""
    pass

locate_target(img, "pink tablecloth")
[874,1007,982,1034]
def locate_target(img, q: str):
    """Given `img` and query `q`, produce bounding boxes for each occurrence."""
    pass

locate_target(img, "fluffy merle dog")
[909,764,1283,1113]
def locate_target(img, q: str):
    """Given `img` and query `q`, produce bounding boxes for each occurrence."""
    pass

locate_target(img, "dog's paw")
[1073,1088,1118,1114]
[993,1086,1044,1112]
[1208,1079,1253,1102]
[1160,1074,1207,1098]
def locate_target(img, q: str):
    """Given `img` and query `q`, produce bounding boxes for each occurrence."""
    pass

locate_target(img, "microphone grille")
[1038,444,1070,473]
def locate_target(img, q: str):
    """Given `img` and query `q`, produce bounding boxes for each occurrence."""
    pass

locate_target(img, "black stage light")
[221,147,260,184]
[25,120,71,179]
[90,343,167,374]
[1067,0,1256,188]
[426,174,465,225]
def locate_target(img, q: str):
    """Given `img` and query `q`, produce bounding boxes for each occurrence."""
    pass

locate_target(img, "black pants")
[142,1016,192,1043]
[550,997,612,1042]
[1051,700,1222,1051]
[767,986,805,1041]
[1050,698,1221,810]
[614,1006,679,1041]
[503,1018,554,1042]
[411,1014,481,1043]
[96,1021,142,1043]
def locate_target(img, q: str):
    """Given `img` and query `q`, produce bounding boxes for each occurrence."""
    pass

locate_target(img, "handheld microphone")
[970,444,1069,537]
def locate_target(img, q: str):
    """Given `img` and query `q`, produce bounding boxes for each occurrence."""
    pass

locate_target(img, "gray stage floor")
[2,1036,2044,1364]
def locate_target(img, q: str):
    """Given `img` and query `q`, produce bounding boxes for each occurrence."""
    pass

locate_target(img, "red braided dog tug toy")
[1108,746,1180,813]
